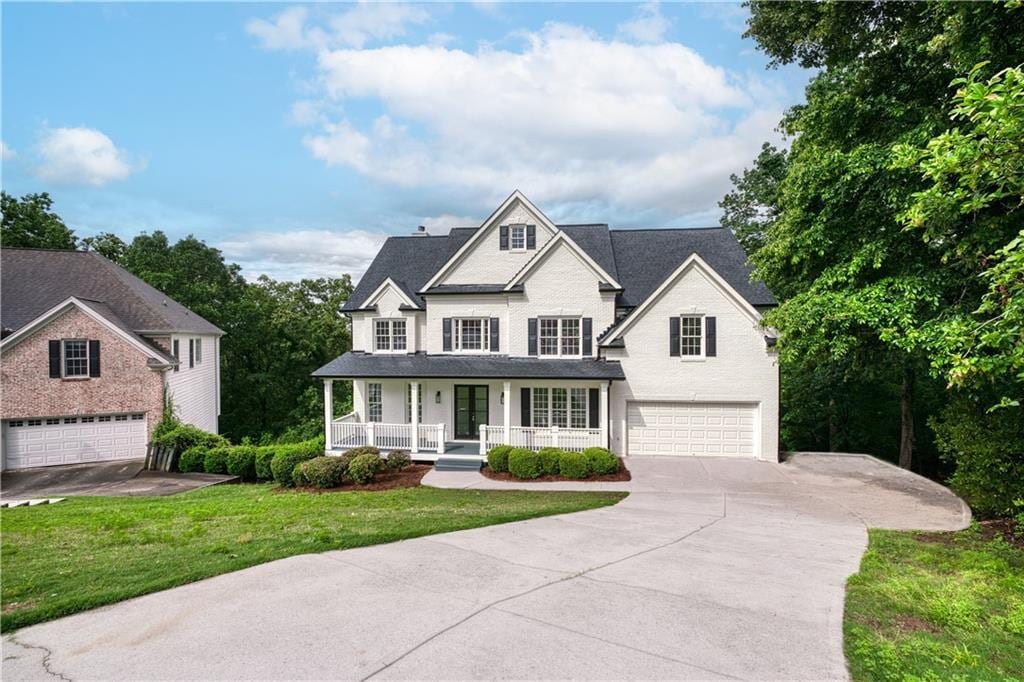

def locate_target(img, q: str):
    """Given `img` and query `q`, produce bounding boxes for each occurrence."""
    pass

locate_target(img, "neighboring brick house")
[315,191,779,463]
[0,248,223,470]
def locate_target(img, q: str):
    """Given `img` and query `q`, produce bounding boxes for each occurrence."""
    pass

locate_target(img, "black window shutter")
[489,318,500,352]
[588,388,599,429]
[189,339,195,369]
[582,317,593,356]
[499,225,509,250]
[527,318,538,356]
[48,340,61,378]
[89,340,101,377]
[173,339,180,372]
[443,318,452,351]
[669,317,680,357]
[526,224,536,249]
[705,316,717,357]
[520,388,531,426]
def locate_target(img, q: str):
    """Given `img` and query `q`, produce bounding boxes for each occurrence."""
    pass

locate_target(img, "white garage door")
[627,402,757,458]
[3,414,148,470]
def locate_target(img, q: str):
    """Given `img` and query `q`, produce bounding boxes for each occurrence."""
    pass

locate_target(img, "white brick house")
[0,248,223,470]
[315,191,779,462]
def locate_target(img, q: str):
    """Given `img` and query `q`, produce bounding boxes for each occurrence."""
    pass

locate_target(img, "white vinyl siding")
[165,333,220,433]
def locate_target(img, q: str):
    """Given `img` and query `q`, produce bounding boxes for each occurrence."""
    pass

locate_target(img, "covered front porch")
[315,352,625,460]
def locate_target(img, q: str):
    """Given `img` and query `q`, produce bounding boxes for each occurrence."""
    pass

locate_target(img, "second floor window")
[509,224,526,250]
[539,318,581,357]
[63,339,88,378]
[679,315,703,357]
[454,318,490,352]
[374,319,407,352]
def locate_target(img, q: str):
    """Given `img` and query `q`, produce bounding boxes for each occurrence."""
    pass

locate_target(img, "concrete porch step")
[434,457,484,472]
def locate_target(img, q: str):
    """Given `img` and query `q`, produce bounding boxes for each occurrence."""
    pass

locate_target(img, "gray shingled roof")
[313,352,625,380]
[344,223,774,312]
[1,248,224,335]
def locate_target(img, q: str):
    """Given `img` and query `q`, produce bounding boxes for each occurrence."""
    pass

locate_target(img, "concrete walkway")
[3,454,968,681]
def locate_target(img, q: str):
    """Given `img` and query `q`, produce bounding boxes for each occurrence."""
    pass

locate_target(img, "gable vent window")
[374,319,407,352]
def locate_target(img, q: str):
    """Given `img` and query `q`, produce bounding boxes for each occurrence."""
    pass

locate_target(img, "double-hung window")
[539,318,581,357]
[454,318,490,352]
[531,387,589,428]
[374,319,407,352]
[509,224,526,250]
[679,315,703,357]
[195,338,203,364]
[367,383,382,422]
[62,339,88,378]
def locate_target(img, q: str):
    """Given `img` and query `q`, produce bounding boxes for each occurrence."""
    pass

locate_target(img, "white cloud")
[247,3,430,51]
[218,229,389,282]
[294,21,785,219]
[1,141,15,161]
[616,2,670,43]
[34,126,142,186]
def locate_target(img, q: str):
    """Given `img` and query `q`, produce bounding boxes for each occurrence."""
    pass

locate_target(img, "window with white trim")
[532,388,549,427]
[195,338,203,364]
[405,383,423,423]
[531,387,589,428]
[538,318,581,357]
[679,315,703,357]
[374,319,407,352]
[62,339,88,378]
[570,388,587,428]
[367,383,382,422]
[453,318,490,352]
[509,224,526,250]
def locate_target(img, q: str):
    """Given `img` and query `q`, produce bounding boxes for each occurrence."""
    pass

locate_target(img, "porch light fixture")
[435,391,441,404]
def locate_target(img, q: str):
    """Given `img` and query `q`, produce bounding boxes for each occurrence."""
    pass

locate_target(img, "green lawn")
[1,484,625,631]
[845,526,1024,681]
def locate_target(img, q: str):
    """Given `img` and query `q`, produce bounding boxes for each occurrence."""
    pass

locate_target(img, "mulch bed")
[481,461,631,483]
[291,464,430,493]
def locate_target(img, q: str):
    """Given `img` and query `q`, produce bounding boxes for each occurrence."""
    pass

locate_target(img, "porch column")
[600,381,610,449]
[323,379,334,452]
[410,382,420,454]
[503,380,511,445]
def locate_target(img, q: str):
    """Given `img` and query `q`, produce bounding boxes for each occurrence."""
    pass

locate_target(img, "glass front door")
[454,385,489,439]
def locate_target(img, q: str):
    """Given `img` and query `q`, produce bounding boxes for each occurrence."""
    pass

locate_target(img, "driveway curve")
[3,453,968,681]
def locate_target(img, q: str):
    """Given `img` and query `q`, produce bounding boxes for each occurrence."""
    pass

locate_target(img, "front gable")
[423,191,558,288]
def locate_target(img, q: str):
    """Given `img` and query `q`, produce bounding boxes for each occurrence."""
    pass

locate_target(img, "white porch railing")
[330,417,445,454]
[479,425,603,455]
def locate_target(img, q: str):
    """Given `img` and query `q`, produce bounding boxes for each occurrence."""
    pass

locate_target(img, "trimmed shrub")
[508,448,542,480]
[559,451,591,479]
[226,445,258,481]
[153,424,227,454]
[537,447,562,476]
[347,453,382,485]
[255,447,276,480]
[271,445,319,487]
[386,449,412,470]
[344,445,380,458]
[298,456,348,489]
[204,446,231,474]
[292,462,308,487]
[583,447,619,475]
[178,446,208,473]
[487,445,513,473]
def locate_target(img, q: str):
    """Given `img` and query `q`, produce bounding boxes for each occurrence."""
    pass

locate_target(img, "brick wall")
[0,307,166,437]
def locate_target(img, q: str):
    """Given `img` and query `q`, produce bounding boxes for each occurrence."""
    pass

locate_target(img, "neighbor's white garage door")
[627,402,757,457]
[3,414,147,470]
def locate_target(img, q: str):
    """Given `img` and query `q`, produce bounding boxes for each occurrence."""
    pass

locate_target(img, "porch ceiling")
[312,351,625,380]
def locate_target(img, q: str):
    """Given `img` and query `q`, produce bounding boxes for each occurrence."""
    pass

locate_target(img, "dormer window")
[374,319,407,352]
[509,224,526,251]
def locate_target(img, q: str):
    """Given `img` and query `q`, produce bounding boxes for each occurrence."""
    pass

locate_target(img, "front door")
[454,384,489,439]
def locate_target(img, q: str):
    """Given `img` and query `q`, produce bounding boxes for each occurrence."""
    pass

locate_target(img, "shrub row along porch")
[315,354,625,459]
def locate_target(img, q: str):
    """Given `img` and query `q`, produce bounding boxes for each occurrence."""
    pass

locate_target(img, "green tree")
[719,142,788,255]
[82,232,128,262]
[741,0,1024,471]
[0,192,77,250]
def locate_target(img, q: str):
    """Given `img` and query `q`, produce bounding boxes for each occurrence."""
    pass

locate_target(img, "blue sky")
[1,2,810,281]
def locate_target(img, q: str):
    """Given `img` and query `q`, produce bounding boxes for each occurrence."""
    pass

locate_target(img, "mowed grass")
[1,484,625,631]
[845,526,1024,681]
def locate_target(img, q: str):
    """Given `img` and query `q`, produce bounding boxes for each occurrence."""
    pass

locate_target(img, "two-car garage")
[2,414,148,470]
[626,401,758,458]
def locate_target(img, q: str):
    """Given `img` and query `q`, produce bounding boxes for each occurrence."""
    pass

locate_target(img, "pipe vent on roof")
[412,225,429,237]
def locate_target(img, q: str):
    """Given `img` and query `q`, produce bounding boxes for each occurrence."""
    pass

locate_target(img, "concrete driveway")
[3,454,968,681]
[0,459,235,500]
